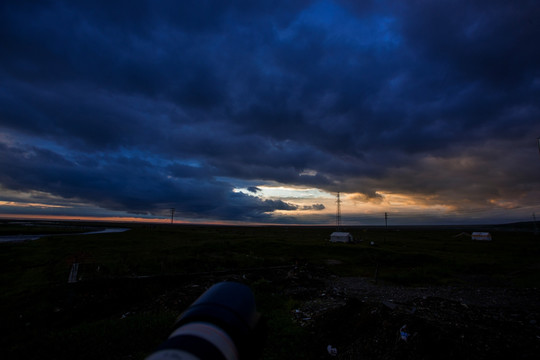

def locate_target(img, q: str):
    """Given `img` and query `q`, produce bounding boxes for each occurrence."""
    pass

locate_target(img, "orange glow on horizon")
[0,213,172,223]
[0,213,292,226]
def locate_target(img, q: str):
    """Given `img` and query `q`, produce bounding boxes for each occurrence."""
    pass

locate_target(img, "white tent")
[472,232,492,241]
[330,232,353,243]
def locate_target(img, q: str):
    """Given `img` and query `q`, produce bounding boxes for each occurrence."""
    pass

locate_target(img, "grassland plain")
[0,222,539,359]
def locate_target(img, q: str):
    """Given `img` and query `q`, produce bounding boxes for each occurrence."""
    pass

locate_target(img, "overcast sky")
[1,0,539,225]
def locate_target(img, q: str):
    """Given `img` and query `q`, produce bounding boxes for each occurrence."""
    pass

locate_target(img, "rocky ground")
[284,266,540,359]
[62,263,540,359]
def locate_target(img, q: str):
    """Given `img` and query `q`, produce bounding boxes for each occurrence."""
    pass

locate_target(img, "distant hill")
[491,221,538,232]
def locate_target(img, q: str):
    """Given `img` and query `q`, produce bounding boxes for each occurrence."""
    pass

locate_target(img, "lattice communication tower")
[336,192,342,231]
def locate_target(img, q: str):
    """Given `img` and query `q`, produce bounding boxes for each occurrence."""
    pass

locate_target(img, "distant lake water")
[0,228,130,243]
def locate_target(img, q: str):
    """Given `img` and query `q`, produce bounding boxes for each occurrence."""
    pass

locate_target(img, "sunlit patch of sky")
[299,169,317,176]
[0,201,67,209]
[234,185,334,200]
[230,183,539,225]
[0,186,78,207]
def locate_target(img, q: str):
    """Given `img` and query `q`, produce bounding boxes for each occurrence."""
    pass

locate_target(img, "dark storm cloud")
[303,204,326,211]
[1,0,539,223]
[0,138,305,221]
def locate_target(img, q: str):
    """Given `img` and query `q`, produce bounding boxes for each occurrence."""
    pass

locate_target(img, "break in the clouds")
[1,0,539,224]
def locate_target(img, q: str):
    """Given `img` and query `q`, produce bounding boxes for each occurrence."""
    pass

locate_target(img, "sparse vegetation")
[1,221,539,359]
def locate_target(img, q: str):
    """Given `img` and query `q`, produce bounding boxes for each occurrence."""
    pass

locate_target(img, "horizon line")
[0,214,534,228]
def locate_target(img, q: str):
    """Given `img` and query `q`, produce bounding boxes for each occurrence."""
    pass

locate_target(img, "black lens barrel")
[146,282,260,360]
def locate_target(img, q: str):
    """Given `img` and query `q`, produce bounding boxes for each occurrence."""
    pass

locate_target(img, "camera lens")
[146,282,259,360]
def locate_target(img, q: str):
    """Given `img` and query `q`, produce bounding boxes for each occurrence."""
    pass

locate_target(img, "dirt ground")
[64,263,540,359]
[283,265,540,360]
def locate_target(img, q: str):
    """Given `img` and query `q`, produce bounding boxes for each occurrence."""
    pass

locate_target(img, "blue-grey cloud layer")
[1,0,539,223]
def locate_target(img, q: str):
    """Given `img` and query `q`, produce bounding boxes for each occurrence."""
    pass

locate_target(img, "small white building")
[330,232,353,243]
[472,232,492,241]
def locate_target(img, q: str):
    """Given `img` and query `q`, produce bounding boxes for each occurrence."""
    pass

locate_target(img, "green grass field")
[1,222,539,359]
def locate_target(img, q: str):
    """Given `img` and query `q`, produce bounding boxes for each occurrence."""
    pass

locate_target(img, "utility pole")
[170,208,175,224]
[384,212,388,242]
[534,213,539,235]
